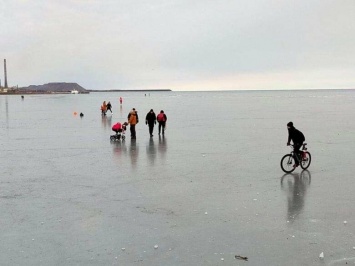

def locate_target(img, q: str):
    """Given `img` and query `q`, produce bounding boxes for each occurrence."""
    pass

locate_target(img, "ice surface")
[1,90,355,265]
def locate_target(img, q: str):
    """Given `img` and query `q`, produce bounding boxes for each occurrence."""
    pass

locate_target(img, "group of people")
[110,110,304,169]
[101,101,112,115]
[145,109,167,137]
[127,108,167,139]
[111,108,167,140]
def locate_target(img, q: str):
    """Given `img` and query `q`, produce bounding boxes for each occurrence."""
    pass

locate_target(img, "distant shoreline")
[0,91,89,95]
[0,89,172,95]
[88,89,172,92]
[1,88,354,95]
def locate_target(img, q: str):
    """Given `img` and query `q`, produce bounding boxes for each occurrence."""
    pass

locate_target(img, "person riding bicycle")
[287,121,305,168]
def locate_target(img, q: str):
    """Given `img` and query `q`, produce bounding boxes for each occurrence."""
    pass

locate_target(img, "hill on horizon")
[19,82,87,92]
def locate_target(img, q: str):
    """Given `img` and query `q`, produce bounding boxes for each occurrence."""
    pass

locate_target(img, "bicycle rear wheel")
[280,154,295,173]
[300,152,311,170]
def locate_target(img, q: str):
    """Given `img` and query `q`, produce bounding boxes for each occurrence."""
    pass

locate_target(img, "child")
[107,101,113,113]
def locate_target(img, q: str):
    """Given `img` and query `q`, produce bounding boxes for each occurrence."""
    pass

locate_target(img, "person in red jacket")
[156,110,167,135]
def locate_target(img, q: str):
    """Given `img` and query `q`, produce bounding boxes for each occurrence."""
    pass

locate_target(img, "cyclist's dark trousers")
[148,123,154,136]
[293,143,303,164]
[130,124,136,139]
[158,122,166,135]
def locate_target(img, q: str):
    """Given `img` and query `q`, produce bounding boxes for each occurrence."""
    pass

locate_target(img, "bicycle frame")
[289,144,307,159]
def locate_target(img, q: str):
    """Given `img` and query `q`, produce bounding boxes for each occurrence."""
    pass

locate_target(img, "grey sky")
[1,0,355,90]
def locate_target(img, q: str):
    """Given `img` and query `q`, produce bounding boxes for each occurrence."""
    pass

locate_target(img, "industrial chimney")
[4,59,8,88]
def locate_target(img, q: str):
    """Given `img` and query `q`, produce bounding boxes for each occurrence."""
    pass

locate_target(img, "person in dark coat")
[145,109,156,137]
[106,101,112,113]
[287,121,305,167]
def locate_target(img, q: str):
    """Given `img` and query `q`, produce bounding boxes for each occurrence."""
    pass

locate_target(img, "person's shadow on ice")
[129,139,139,168]
[101,115,112,129]
[146,138,156,166]
[158,135,167,158]
[280,170,311,223]
[112,141,127,158]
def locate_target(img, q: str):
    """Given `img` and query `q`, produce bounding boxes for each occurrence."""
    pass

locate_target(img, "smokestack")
[4,59,8,88]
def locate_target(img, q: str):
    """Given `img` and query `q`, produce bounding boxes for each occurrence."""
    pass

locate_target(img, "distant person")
[287,121,305,168]
[119,97,123,105]
[107,101,113,113]
[145,109,157,137]
[157,110,167,135]
[128,108,139,139]
[80,112,84,117]
[101,101,107,115]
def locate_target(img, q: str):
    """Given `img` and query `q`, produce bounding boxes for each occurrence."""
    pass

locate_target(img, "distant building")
[4,59,8,88]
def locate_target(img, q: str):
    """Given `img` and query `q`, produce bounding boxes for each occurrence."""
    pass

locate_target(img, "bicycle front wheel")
[300,152,311,170]
[280,154,295,173]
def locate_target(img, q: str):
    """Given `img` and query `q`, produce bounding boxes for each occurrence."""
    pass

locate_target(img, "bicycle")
[280,143,311,173]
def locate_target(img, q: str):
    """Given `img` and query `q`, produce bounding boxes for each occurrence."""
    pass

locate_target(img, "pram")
[110,122,127,141]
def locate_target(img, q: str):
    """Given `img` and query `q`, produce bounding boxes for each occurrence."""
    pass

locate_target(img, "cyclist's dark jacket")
[288,127,305,144]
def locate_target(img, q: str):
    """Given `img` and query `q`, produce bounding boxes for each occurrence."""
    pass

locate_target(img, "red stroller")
[110,122,128,141]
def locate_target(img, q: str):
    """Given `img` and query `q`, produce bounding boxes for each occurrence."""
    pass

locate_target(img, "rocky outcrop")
[19,82,88,93]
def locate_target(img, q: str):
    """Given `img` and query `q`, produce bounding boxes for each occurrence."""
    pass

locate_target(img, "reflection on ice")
[5,97,9,129]
[158,135,167,158]
[146,137,157,166]
[112,141,127,158]
[281,170,311,223]
[101,114,112,129]
[129,139,139,168]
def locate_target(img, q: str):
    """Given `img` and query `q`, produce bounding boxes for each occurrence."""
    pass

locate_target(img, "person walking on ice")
[145,109,156,137]
[106,101,113,113]
[101,101,107,115]
[157,110,167,135]
[128,108,139,139]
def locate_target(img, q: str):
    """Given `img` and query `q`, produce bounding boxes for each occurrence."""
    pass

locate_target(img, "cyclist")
[286,122,305,168]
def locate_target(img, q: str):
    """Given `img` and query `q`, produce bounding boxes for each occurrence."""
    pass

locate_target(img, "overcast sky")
[1,0,355,91]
